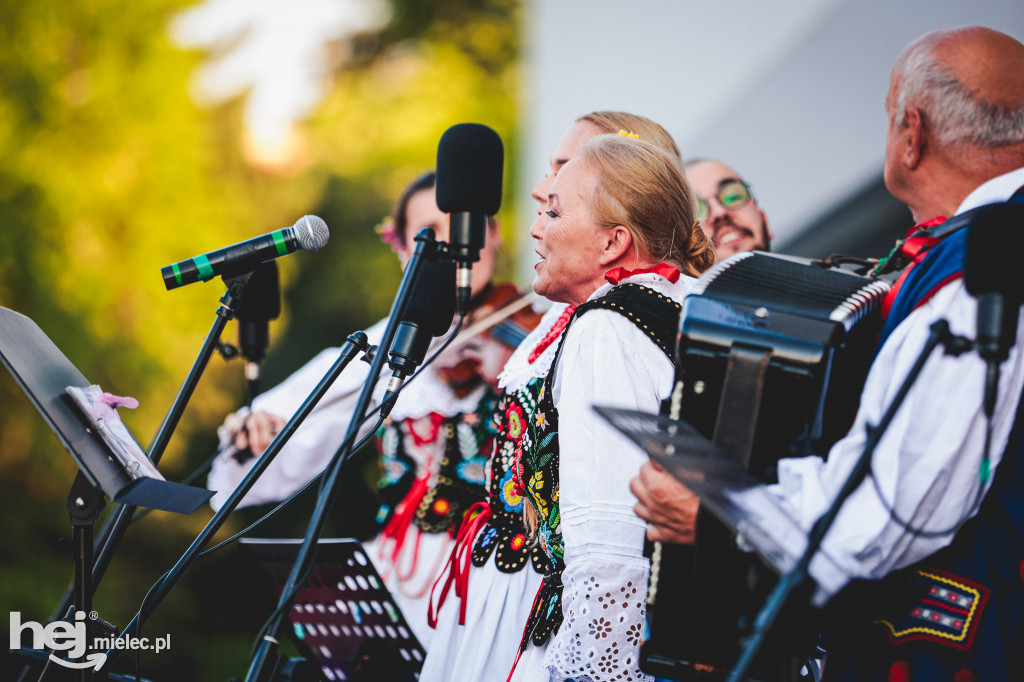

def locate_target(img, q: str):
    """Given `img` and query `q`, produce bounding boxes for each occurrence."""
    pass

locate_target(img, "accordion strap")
[712,345,772,468]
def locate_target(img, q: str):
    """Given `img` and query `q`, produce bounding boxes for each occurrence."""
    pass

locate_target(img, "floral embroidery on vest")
[375,387,497,536]
[517,283,682,651]
[471,380,551,575]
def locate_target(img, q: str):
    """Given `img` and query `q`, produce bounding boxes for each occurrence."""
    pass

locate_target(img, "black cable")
[865,413,993,539]
[33,640,57,682]
[787,317,988,546]
[202,314,465,560]
[310,315,463,499]
[251,313,466,654]
[411,315,466,379]
[32,606,77,682]
[131,565,172,682]
[855,324,997,539]
[198,314,466,562]
[197,418,384,560]
[106,332,372,682]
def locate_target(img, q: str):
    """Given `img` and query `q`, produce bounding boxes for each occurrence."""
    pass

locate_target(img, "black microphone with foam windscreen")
[436,123,504,315]
[236,261,281,400]
[964,200,1024,415]
[161,215,329,290]
[381,256,457,413]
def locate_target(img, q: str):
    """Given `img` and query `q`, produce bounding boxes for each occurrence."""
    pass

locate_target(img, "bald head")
[892,27,1024,149]
[884,27,1024,221]
[910,27,1024,109]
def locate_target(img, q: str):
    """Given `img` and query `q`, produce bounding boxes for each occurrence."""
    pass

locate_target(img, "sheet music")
[66,385,164,482]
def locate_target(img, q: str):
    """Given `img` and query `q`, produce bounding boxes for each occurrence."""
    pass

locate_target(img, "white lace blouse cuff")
[542,557,653,682]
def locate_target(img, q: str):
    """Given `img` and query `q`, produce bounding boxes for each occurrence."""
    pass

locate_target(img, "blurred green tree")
[0,0,520,679]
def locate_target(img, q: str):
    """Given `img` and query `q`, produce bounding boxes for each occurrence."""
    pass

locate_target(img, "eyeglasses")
[695,179,753,225]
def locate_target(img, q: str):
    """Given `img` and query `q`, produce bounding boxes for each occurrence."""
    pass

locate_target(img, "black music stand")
[0,306,212,680]
[242,538,424,682]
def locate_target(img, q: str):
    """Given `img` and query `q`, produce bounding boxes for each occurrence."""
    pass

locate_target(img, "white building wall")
[517,0,1024,280]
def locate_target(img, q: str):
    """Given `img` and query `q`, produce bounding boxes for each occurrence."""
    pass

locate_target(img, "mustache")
[711,219,756,243]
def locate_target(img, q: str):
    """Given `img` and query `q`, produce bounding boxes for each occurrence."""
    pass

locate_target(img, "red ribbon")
[407,412,445,448]
[378,473,432,578]
[604,262,682,285]
[527,305,575,364]
[428,501,493,628]
[882,216,948,318]
[505,580,547,682]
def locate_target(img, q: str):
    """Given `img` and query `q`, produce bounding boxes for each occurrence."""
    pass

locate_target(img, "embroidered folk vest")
[512,283,682,650]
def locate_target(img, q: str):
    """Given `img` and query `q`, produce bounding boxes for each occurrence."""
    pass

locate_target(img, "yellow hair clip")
[617,129,640,139]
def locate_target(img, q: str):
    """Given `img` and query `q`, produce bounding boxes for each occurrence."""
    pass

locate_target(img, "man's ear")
[761,211,773,242]
[903,107,925,170]
[598,225,634,266]
[486,217,503,248]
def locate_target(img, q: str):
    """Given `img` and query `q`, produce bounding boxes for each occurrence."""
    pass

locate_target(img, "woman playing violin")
[206,170,536,648]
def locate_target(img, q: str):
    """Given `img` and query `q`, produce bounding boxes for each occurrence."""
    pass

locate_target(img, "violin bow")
[448,291,541,351]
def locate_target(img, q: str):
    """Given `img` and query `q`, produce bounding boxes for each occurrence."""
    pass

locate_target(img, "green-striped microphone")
[160,215,329,290]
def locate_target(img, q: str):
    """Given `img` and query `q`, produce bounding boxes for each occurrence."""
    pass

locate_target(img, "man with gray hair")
[633,26,1024,680]
[883,27,1024,222]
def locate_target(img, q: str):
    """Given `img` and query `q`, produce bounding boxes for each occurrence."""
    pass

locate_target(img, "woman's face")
[400,188,499,295]
[529,158,611,305]
[530,119,605,212]
[400,188,449,261]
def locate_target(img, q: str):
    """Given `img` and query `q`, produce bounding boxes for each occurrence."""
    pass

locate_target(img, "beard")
[712,217,770,252]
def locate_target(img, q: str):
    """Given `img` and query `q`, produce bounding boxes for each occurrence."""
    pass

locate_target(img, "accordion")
[641,252,890,680]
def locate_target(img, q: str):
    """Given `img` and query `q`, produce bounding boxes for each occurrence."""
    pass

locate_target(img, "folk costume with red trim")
[422,269,691,682]
[814,189,1024,681]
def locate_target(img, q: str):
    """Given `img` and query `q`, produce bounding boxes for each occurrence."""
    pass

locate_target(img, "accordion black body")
[641,252,890,680]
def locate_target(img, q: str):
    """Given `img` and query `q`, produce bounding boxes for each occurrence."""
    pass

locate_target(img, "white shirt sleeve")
[542,310,674,682]
[206,320,386,510]
[768,281,1024,604]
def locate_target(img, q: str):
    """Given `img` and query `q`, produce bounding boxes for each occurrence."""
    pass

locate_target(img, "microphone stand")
[245,229,441,682]
[727,319,971,682]
[103,328,371,664]
[52,272,255,621]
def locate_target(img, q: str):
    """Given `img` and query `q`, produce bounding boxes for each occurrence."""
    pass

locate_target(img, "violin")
[436,282,544,396]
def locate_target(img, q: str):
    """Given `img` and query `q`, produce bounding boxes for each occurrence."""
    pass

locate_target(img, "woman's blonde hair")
[577,134,716,277]
[579,111,682,161]
[522,128,714,539]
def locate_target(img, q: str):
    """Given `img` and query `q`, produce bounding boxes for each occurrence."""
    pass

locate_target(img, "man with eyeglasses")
[627,158,772,548]
[685,158,772,259]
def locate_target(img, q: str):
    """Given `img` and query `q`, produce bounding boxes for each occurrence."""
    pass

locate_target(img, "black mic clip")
[413,226,446,258]
[943,333,974,358]
[361,346,378,364]
[217,341,241,360]
[216,269,256,320]
[380,229,456,417]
